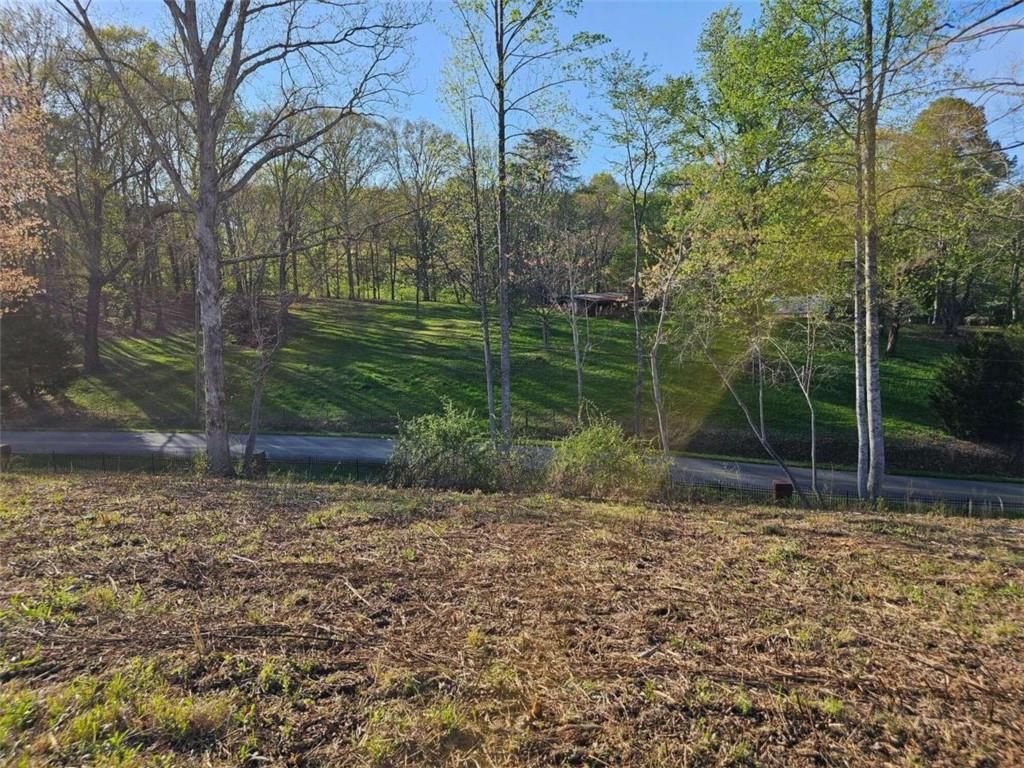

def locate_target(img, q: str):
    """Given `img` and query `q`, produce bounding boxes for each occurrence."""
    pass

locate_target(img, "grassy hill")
[2,472,1023,765]
[8,298,1013,473]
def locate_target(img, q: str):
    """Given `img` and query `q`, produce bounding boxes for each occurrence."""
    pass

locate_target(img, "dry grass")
[1,471,1023,767]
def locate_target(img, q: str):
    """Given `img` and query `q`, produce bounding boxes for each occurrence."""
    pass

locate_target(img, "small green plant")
[815,696,845,718]
[732,688,754,716]
[191,451,209,476]
[256,660,292,695]
[547,417,669,500]
[0,688,40,748]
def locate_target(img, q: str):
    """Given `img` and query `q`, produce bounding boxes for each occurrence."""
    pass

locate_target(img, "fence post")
[151,454,156,474]
[50,451,55,471]
[101,454,106,472]
[355,459,360,481]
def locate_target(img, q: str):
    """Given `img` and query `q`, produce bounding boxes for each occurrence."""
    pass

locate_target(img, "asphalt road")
[2,429,1021,506]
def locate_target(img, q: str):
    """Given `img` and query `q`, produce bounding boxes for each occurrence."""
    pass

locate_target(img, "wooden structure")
[555,291,631,317]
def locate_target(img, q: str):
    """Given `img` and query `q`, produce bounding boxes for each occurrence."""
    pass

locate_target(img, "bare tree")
[59,0,417,475]
[316,114,386,300]
[449,0,602,442]
[464,109,498,439]
[764,307,836,502]
[601,52,671,437]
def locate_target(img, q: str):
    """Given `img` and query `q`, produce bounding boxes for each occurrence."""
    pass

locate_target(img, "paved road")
[2,430,1021,506]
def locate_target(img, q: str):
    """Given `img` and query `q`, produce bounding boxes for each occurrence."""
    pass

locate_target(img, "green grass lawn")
[10,298,992,469]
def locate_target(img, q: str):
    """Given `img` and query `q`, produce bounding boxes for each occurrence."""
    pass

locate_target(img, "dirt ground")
[2,472,1023,766]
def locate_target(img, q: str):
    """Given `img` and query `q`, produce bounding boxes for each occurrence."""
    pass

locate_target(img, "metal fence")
[6,451,1022,518]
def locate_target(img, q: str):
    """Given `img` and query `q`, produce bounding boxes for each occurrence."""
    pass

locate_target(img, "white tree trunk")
[861,0,886,502]
[195,135,233,476]
[853,154,869,499]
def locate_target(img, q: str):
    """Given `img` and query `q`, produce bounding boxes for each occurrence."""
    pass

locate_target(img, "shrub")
[389,403,507,491]
[0,300,74,400]
[222,293,278,347]
[547,418,669,500]
[930,332,1024,447]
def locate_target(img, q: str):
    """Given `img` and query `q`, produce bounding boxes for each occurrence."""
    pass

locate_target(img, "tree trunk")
[853,161,869,499]
[885,316,900,355]
[631,199,644,436]
[131,236,144,333]
[389,243,397,302]
[495,0,513,442]
[83,273,102,372]
[650,293,671,456]
[169,240,182,295]
[568,295,585,420]
[650,344,668,456]
[152,238,165,333]
[242,360,269,478]
[43,198,66,318]
[861,0,886,502]
[195,136,233,476]
[807,395,820,502]
[346,242,356,300]
[1008,248,1019,322]
[468,111,497,440]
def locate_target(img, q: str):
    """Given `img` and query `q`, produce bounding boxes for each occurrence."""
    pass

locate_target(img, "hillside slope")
[7,298,1011,473]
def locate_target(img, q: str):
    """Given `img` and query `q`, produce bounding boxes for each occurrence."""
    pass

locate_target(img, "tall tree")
[790,0,940,499]
[51,28,158,370]
[600,52,671,436]
[450,0,602,442]
[386,119,458,316]
[463,109,498,438]
[59,0,417,475]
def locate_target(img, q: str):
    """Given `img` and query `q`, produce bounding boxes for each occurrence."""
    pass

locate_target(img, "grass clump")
[547,418,669,500]
[1,658,241,763]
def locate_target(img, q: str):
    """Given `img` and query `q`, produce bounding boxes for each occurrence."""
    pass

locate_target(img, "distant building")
[555,291,631,317]
[769,295,830,317]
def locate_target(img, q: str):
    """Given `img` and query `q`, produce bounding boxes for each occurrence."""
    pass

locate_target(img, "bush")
[389,403,513,491]
[547,418,669,500]
[0,300,75,400]
[930,331,1024,448]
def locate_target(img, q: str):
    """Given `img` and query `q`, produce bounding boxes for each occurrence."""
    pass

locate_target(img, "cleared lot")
[2,473,1023,765]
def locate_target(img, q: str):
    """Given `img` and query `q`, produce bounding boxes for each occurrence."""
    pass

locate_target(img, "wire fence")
[6,450,1022,518]
[669,477,1024,518]
[7,452,387,483]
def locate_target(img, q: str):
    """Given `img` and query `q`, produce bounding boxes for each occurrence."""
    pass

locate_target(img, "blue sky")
[84,0,1022,177]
